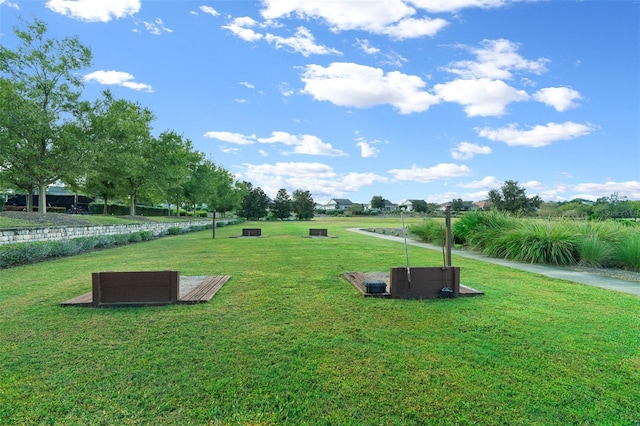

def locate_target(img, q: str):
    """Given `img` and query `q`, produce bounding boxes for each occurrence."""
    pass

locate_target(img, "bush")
[167,227,184,235]
[409,219,445,245]
[613,234,640,272]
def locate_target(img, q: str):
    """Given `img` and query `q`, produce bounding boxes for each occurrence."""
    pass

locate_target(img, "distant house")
[437,201,480,212]
[474,200,492,211]
[399,199,426,212]
[323,198,354,210]
[367,199,399,211]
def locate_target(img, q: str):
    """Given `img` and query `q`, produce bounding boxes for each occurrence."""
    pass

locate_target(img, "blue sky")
[1,0,639,205]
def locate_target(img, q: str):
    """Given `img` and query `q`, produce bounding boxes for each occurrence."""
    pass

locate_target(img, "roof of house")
[329,198,353,205]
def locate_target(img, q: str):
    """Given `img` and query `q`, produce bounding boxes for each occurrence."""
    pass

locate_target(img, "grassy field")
[1,217,638,425]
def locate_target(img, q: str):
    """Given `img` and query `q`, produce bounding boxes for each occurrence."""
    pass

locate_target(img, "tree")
[411,200,428,213]
[370,195,385,209]
[238,182,269,220]
[451,198,464,213]
[292,189,315,220]
[271,188,292,220]
[488,180,541,215]
[0,18,92,214]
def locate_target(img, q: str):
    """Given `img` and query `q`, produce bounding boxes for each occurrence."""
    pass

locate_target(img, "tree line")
[0,17,316,220]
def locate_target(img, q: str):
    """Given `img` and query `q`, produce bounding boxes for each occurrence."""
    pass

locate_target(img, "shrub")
[409,219,445,245]
[167,227,184,235]
[49,240,83,257]
[487,221,579,265]
[613,234,640,272]
[575,235,615,268]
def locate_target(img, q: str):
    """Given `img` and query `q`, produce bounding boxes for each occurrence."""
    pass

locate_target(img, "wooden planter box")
[389,267,460,299]
[92,271,179,307]
[309,228,328,237]
[242,228,262,237]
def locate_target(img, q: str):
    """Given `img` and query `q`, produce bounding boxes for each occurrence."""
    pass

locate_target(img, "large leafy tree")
[488,180,541,215]
[0,18,92,214]
[271,188,292,219]
[292,189,315,220]
[370,195,385,209]
[411,199,428,213]
[238,182,269,220]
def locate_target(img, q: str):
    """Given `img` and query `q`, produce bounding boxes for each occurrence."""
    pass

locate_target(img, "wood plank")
[179,275,230,303]
[60,291,93,307]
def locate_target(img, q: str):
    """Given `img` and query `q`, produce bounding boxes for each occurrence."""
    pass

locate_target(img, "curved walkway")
[347,228,640,297]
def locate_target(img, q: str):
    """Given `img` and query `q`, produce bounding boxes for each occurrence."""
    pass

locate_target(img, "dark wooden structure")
[61,273,231,307]
[389,267,460,299]
[242,228,262,237]
[92,271,179,307]
[309,228,328,237]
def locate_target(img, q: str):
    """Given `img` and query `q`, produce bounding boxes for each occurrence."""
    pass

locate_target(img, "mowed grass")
[1,217,638,425]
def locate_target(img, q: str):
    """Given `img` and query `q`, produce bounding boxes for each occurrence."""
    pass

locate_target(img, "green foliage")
[292,189,315,220]
[271,188,292,220]
[370,195,385,209]
[167,227,184,235]
[486,221,579,265]
[408,218,445,245]
[488,180,542,215]
[238,182,269,220]
[613,233,640,272]
[575,236,614,267]
[0,17,93,214]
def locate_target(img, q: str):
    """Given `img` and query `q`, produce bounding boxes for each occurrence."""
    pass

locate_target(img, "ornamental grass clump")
[575,235,615,268]
[613,233,640,272]
[491,221,580,265]
[453,210,518,250]
[408,218,444,245]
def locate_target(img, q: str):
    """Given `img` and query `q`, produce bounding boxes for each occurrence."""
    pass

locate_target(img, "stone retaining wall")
[0,221,209,245]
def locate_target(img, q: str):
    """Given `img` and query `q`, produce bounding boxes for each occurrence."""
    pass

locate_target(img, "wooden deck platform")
[344,271,484,298]
[60,275,231,307]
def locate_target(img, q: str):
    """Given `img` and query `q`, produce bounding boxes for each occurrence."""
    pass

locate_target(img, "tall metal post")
[212,210,216,239]
[445,206,452,267]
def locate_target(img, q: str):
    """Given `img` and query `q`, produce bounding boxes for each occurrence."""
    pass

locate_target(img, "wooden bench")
[179,275,230,304]
[92,270,179,307]
[309,228,328,237]
[242,228,262,237]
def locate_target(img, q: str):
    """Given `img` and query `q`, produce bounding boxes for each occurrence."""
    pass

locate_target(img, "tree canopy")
[488,180,542,215]
[292,189,315,220]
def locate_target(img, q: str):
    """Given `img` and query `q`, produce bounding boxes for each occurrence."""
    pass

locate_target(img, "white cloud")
[220,146,240,154]
[239,81,255,89]
[458,176,501,189]
[1,0,19,10]
[477,121,596,147]
[240,161,387,199]
[383,17,448,39]
[258,131,347,156]
[83,70,152,92]
[301,62,440,114]
[434,78,529,117]
[571,181,640,200]
[203,131,257,145]
[143,18,172,35]
[278,82,295,97]
[265,26,341,57]
[258,149,269,157]
[357,141,380,158]
[200,5,219,17]
[355,38,380,55]
[450,142,491,160]
[222,17,264,42]
[45,0,140,22]
[523,180,546,191]
[533,87,582,112]
[388,163,472,183]
[443,39,549,80]
[410,0,507,13]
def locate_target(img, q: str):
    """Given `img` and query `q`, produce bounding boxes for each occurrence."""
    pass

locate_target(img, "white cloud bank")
[388,163,472,183]
[477,121,596,147]
[450,142,492,160]
[83,70,153,92]
[301,62,440,114]
[205,131,347,157]
[533,87,582,112]
[45,0,140,22]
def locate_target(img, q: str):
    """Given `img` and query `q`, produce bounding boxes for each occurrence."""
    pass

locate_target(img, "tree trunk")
[103,197,109,215]
[129,194,136,216]
[38,183,47,214]
[26,189,34,212]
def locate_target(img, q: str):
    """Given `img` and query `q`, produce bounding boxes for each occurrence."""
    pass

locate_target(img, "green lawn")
[1,217,638,425]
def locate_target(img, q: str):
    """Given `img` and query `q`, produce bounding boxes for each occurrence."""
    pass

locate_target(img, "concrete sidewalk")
[347,228,640,297]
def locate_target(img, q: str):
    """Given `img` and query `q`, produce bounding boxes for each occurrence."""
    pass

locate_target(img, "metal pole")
[401,208,411,288]
[445,206,452,267]
[212,210,216,239]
